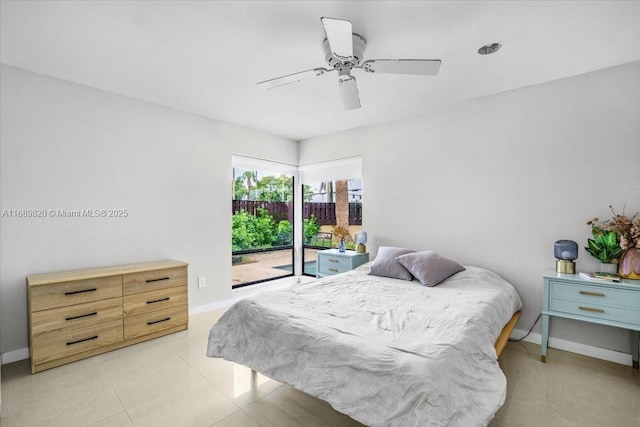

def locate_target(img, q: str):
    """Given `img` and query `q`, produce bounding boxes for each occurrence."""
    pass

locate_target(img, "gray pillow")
[396,250,465,286]
[369,246,415,281]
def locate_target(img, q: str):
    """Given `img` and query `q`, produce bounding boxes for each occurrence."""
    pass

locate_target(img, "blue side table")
[541,270,640,369]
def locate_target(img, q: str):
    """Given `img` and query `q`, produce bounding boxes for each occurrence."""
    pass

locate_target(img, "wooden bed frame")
[494,311,521,357]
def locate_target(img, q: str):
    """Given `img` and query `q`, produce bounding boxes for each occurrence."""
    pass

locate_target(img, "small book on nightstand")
[579,271,621,282]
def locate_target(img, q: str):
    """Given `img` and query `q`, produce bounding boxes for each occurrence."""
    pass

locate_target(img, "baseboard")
[1,347,29,365]
[510,329,633,366]
[189,298,237,316]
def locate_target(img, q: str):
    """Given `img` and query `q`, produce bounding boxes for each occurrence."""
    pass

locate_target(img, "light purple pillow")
[369,246,415,281]
[396,250,465,286]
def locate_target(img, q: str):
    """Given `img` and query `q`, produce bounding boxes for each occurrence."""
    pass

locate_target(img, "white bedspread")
[207,264,522,427]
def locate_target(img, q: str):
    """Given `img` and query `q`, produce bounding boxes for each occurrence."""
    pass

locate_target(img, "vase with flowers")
[587,206,640,280]
[332,225,351,253]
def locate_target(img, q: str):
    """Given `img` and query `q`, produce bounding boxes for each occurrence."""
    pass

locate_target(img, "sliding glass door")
[231,157,295,288]
[299,158,363,276]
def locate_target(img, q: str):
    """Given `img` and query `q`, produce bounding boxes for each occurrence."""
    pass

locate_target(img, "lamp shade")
[554,240,578,261]
[355,231,367,245]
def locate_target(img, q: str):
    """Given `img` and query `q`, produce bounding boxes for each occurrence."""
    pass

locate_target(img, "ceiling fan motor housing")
[322,34,366,70]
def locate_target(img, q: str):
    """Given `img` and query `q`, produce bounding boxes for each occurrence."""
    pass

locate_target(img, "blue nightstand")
[541,270,640,368]
[316,249,369,278]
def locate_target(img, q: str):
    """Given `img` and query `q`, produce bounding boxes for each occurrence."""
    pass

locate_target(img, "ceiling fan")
[257,17,442,111]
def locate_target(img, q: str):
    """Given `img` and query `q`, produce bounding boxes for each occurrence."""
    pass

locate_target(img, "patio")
[232,248,320,287]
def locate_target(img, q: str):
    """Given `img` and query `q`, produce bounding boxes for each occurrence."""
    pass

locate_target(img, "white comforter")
[207,264,522,427]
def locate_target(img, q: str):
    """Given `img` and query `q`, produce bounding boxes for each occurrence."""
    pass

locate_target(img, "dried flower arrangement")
[332,225,351,242]
[588,205,640,250]
[586,205,640,265]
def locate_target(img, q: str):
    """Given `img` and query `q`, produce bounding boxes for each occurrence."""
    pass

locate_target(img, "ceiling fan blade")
[321,17,353,61]
[362,59,442,76]
[257,68,331,90]
[338,76,360,110]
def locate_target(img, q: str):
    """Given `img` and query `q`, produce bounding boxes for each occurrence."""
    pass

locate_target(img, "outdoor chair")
[277,232,293,246]
[308,232,333,247]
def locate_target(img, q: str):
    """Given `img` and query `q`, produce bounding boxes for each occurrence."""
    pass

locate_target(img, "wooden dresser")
[27,260,188,373]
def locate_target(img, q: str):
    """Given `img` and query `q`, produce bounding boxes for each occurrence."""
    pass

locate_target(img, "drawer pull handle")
[328,268,339,273]
[579,306,605,313]
[329,259,339,263]
[579,291,605,297]
[147,317,171,325]
[67,335,98,346]
[65,312,98,321]
[65,288,97,296]
[146,277,170,283]
[147,297,170,304]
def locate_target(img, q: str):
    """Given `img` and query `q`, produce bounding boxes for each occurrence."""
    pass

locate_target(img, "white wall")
[2,61,639,362]
[0,65,297,359]
[299,61,640,354]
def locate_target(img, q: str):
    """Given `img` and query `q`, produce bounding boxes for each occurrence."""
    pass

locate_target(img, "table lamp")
[355,231,367,254]
[554,240,578,274]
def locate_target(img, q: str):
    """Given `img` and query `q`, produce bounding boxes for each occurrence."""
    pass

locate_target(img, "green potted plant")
[588,206,640,279]
[585,225,623,269]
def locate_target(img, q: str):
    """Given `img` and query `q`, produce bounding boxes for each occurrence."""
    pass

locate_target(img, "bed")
[207,261,522,427]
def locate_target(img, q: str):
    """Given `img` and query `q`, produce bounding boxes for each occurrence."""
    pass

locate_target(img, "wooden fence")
[232,200,362,225]
[232,200,291,223]
[348,203,363,225]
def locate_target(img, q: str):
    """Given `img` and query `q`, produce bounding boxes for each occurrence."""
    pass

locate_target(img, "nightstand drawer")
[316,250,370,278]
[318,256,351,274]
[549,298,639,324]
[320,255,351,272]
[550,281,639,308]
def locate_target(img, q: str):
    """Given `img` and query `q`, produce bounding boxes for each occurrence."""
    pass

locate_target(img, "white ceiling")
[2,1,640,141]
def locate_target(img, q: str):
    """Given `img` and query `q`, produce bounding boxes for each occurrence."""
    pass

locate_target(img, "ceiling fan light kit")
[339,76,361,110]
[257,17,442,111]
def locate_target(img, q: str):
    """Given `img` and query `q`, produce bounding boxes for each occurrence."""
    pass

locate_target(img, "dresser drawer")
[123,266,187,295]
[30,275,123,312]
[123,286,187,317]
[31,298,122,336]
[318,256,351,275]
[549,298,639,325]
[550,281,639,308]
[31,320,123,365]
[123,305,188,340]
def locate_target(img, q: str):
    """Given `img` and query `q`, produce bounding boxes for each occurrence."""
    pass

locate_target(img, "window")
[299,157,363,276]
[231,156,296,288]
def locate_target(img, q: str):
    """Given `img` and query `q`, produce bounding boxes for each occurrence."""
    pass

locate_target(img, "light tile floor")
[1,309,639,426]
